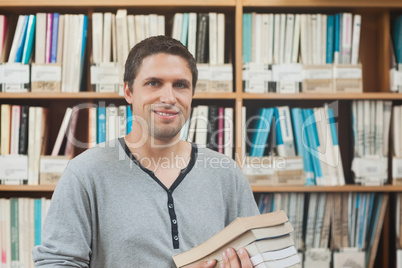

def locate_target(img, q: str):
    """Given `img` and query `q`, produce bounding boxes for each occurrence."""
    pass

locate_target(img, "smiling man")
[32,35,259,268]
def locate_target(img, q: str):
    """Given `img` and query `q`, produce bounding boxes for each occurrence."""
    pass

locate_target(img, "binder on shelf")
[393,157,402,185]
[389,66,402,92]
[333,63,363,92]
[31,63,61,92]
[209,64,232,92]
[271,63,303,93]
[242,156,304,186]
[333,248,365,268]
[39,155,70,185]
[304,248,331,268]
[90,62,120,93]
[194,64,233,93]
[0,63,30,92]
[195,63,210,93]
[397,249,402,268]
[0,155,28,185]
[302,64,333,93]
[351,156,388,185]
[242,62,272,94]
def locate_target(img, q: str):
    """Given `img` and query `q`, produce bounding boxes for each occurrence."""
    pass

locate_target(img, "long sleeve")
[32,167,92,267]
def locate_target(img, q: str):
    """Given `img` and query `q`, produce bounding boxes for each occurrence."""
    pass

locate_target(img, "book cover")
[127,105,133,135]
[195,105,209,147]
[0,104,11,155]
[7,15,27,63]
[242,13,252,64]
[187,13,197,58]
[9,105,21,155]
[10,198,19,267]
[21,14,36,64]
[223,107,233,159]
[18,106,29,155]
[196,13,209,64]
[34,198,42,246]
[97,106,106,144]
[334,13,340,64]
[206,105,219,151]
[181,13,189,47]
[64,106,80,156]
[35,13,46,64]
[0,15,7,61]
[218,107,224,154]
[217,13,225,65]
[350,14,361,64]
[45,13,53,63]
[326,15,335,64]
[51,107,73,156]
[50,13,59,63]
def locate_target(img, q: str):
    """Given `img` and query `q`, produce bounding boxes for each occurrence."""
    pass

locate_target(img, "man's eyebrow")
[144,77,163,81]
[174,79,191,84]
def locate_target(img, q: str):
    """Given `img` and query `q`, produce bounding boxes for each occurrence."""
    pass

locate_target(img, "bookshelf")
[0,0,401,267]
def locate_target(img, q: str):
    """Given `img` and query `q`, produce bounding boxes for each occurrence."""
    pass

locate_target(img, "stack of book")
[173,211,300,268]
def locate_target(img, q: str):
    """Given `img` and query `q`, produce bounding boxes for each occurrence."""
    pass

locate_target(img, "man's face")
[124,53,193,144]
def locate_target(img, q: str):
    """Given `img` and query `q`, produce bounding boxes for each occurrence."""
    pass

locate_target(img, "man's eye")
[175,83,188,88]
[148,81,158,86]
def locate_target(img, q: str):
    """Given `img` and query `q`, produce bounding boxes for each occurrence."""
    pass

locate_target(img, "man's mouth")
[154,111,178,116]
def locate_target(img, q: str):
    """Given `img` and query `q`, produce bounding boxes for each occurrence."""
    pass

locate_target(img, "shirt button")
[174,236,179,241]
[168,204,174,209]
[172,219,177,224]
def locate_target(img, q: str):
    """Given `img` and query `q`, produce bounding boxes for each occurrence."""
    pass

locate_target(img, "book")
[8,15,27,63]
[18,106,29,155]
[195,225,294,266]
[350,14,361,64]
[64,106,80,156]
[21,14,36,64]
[9,105,21,155]
[56,14,64,65]
[181,13,189,46]
[97,106,106,144]
[206,105,219,151]
[45,13,53,63]
[51,107,73,156]
[0,104,11,155]
[195,105,209,147]
[187,12,197,58]
[103,12,112,63]
[242,13,252,64]
[172,211,291,267]
[50,13,59,63]
[35,13,46,64]
[223,107,234,159]
[196,13,209,64]
[0,15,7,61]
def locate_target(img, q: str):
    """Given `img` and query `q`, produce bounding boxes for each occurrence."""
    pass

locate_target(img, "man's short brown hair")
[124,35,198,94]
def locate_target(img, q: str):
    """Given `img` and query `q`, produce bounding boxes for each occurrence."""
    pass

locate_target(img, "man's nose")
[160,84,177,104]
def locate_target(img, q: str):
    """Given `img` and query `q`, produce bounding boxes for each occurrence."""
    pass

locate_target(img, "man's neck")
[124,132,191,172]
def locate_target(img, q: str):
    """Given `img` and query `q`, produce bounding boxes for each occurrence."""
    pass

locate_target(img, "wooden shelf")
[0,0,236,7]
[242,92,402,100]
[251,185,402,192]
[0,185,56,192]
[0,92,237,100]
[243,0,402,8]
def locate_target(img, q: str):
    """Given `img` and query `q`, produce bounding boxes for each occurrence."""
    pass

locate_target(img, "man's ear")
[124,82,133,104]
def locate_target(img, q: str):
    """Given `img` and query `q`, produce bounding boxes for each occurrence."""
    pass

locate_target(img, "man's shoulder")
[68,139,124,168]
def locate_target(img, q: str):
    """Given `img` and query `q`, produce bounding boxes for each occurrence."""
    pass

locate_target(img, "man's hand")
[186,259,217,268]
[185,247,252,268]
[220,247,253,268]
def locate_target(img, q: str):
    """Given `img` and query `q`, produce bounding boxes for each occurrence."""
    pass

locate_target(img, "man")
[32,35,259,267]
